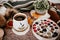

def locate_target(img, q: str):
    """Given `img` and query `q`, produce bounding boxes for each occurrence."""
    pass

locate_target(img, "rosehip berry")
[8,21,13,26]
[33,27,36,29]
[47,20,50,22]
[44,22,48,24]
[34,29,37,32]
[53,24,56,26]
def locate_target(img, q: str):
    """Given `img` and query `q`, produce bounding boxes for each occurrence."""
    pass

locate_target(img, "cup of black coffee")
[14,15,26,21]
[13,13,28,33]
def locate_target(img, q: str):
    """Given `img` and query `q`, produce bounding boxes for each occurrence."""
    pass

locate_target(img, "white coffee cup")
[13,13,28,32]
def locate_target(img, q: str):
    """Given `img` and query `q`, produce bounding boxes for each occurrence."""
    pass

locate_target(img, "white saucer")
[12,24,30,35]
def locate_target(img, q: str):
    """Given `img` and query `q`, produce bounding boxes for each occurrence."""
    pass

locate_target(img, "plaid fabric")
[8,0,33,6]
[4,0,34,11]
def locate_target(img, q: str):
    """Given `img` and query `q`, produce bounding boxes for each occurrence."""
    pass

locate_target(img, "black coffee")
[14,15,26,21]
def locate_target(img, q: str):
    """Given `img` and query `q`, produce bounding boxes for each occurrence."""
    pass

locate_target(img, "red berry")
[34,29,37,32]
[33,27,36,29]
[37,28,40,31]
[8,21,13,26]
[53,24,56,26]
[44,22,48,24]
[47,20,50,22]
